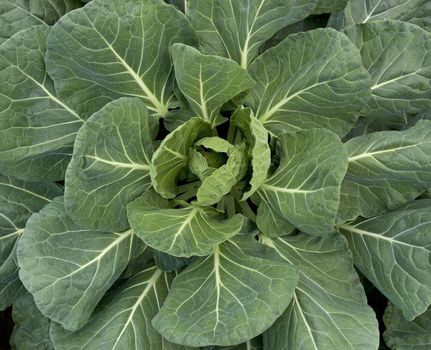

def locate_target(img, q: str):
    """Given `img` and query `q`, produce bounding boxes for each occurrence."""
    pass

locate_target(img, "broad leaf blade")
[151,118,213,198]
[343,20,431,118]
[312,0,347,15]
[17,198,135,331]
[246,28,371,137]
[65,97,157,232]
[338,200,431,320]
[339,120,431,222]
[329,0,431,31]
[261,233,379,350]
[10,291,54,350]
[256,201,295,239]
[0,26,83,181]
[188,0,318,68]
[231,107,270,200]
[384,303,431,350]
[46,0,197,118]
[257,128,348,235]
[128,192,244,257]
[0,0,82,44]
[50,267,189,350]
[171,44,255,126]
[0,246,25,311]
[153,237,299,347]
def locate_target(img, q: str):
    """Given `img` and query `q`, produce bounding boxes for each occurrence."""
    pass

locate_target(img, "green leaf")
[0,26,83,181]
[171,44,255,126]
[196,142,248,206]
[153,251,190,272]
[256,202,295,238]
[17,198,135,331]
[0,0,82,44]
[343,20,431,119]
[312,0,347,15]
[231,107,270,200]
[338,120,431,222]
[0,173,61,310]
[246,28,371,137]
[257,128,348,235]
[261,233,379,350]
[50,267,190,350]
[328,0,431,31]
[384,303,431,350]
[152,237,299,347]
[128,192,244,257]
[338,200,431,320]
[188,0,318,68]
[64,97,157,232]
[151,118,213,198]
[189,149,215,180]
[10,292,54,350]
[46,0,197,118]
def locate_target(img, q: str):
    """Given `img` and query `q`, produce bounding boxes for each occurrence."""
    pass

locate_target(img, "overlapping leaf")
[50,267,189,350]
[171,44,255,126]
[312,0,347,15]
[65,97,157,232]
[0,0,82,44]
[46,0,197,118]
[257,128,348,235]
[188,0,318,68]
[0,26,83,181]
[329,0,431,31]
[261,233,379,350]
[9,292,53,350]
[246,28,371,136]
[0,173,61,310]
[384,303,431,350]
[344,20,431,118]
[153,237,299,347]
[128,191,244,257]
[338,200,431,320]
[256,201,295,238]
[339,120,431,222]
[18,198,135,331]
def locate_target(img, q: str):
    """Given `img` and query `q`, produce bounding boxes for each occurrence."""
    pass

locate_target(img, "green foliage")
[0,0,430,349]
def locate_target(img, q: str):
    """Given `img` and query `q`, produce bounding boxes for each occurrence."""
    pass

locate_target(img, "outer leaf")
[256,201,295,238]
[46,0,197,118]
[0,173,61,310]
[65,98,157,232]
[0,0,82,44]
[0,26,83,181]
[10,292,53,350]
[153,251,190,272]
[151,118,213,198]
[257,128,348,235]
[196,143,248,205]
[343,20,431,118]
[246,28,371,137]
[153,237,299,347]
[171,44,255,126]
[18,198,135,331]
[188,0,318,68]
[338,200,431,320]
[50,267,189,350]
[231,107,270,200]
[384,303,431,350]
[339,120,431,222]
[261,233,379,350]
[128,192,244,257]
[312,0,347,15]
[328,0,431,31]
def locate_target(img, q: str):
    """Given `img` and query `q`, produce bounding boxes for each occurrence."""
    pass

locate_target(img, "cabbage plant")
[1,0,431,349]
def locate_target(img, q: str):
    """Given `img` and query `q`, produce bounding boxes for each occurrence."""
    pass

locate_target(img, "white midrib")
[85,155,151,171]
[0,228,24,241]
[371,70,422,90]
[93,28,168,117]
[169,207,199,250]
[293,293,319,350]
[198,65,210,123]
[363,0,384,22]
[348,144,420,162]
[112,268,163,349]
[261,183,321,194]
[214,246,221,325]
[0,183,53,202]
[338,224,423,250]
